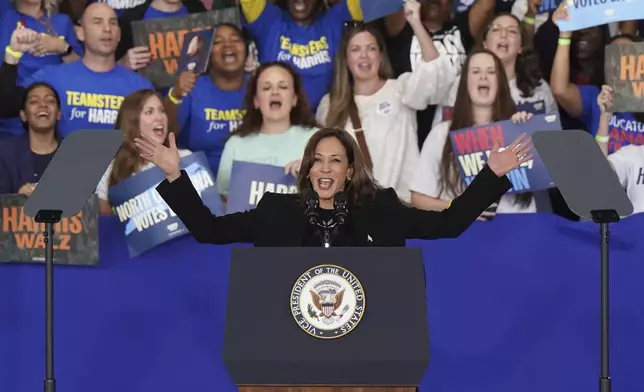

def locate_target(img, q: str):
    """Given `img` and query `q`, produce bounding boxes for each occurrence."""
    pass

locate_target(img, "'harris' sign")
[132,8,241,89]
[226,161,298,214]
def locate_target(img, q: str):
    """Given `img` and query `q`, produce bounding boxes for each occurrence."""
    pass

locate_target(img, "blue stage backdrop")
[1,213,644,392]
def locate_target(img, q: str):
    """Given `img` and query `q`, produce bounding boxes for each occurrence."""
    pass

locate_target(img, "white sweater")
[316,54,455,202]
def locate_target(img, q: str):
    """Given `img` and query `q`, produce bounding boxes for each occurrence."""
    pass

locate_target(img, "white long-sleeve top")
[316,54,455,202]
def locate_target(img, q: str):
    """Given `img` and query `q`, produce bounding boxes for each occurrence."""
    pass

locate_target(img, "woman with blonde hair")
[315,0,453,203]
[97,89,192,214]
[0,0,82,137]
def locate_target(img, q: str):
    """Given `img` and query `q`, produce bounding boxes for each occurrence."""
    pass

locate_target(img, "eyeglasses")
[488,24,520,36]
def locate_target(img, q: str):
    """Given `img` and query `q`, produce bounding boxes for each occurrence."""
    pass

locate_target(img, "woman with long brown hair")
[433,12,557,127]
[134,125,531,246]
[410,48,537,218]
[96,89,192,215]
[214,61,318,199]
[315,0,452,203]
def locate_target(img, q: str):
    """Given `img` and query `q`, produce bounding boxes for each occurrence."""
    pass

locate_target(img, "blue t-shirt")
[177,75,248,174]
[579,85,644,154]
[244,0,355,111]
[0,9,84,136]
[143,5,189,20]
[20,61,153,139]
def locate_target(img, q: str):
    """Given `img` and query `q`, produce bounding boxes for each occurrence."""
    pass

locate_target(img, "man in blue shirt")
[0,2,153,138]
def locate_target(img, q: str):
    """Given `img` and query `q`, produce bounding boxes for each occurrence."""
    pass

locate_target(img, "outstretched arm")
[135,131,256,245]
[401,165,512,239]
[156,171,256,244]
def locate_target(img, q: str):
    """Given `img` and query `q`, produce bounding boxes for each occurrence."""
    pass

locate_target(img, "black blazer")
[156,165,513,247]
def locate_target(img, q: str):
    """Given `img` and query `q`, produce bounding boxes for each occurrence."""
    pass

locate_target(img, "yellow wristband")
[523,16,535,25]
[167,88,183,104]
[558,37,571,46]
[5,46,23,59]
[447,200,452,208]
[595,135,609,143]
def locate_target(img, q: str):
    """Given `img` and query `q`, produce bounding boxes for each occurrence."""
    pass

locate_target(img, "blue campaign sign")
[448,113,562,193]
[361,0,402,22]
[226,161,298,214]
[558,0,644,32]
[537,0,564,14]
[108,151,224,257]
[516,100,546,115]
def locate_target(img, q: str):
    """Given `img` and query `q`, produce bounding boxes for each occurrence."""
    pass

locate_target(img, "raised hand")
[9,28,40,54]
[527,0,542,16]
[134,132,181,181]
[403,0,421,26]
[487,134,534,177]
[121,46,151,71]
[511,111,533,124]
[172,71,197,100]
[284,159,302,177]
[552,1,572,37]
[551,1,569,26]
[597,85,613,115]
[32,34,67,57]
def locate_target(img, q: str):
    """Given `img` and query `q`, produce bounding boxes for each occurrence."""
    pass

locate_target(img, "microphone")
[333,191,349,225]
[303,189,320,226]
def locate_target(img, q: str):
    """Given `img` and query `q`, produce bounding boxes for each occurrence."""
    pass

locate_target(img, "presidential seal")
[290,264,365,339]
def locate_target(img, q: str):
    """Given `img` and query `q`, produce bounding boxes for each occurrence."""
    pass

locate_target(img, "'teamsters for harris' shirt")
[241,0,363,110]
[21,60,153,138]
[177,74,248,175]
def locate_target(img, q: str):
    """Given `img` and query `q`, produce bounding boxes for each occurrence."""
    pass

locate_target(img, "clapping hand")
[8,28,40,56]
[134,132,181,181]
[487,133,534,177]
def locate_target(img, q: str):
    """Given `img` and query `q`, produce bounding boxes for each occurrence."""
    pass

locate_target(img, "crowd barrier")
[1,213,643,392]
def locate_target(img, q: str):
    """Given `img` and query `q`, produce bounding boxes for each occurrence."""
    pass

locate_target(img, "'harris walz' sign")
[131,8,241,89]
[605,43,644,113]
[0,194,99,265]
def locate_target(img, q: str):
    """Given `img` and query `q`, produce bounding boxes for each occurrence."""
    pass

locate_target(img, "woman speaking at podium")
[134,127,532,247]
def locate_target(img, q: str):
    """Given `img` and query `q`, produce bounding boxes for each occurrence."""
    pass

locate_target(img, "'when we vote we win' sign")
[448,114,562,193]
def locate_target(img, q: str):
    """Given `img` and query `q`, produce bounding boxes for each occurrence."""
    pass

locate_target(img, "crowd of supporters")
[0,0,642,219]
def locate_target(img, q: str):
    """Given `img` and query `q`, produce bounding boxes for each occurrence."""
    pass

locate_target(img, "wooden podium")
[222,248,430,391]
